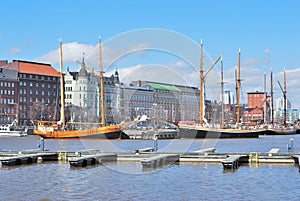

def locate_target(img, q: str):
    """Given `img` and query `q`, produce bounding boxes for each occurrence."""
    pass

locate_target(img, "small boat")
[0,124,27,137]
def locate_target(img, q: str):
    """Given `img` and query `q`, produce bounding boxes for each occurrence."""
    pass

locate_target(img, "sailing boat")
[179,43,264,138]
[34,39,129,139]
[265,70,297,135]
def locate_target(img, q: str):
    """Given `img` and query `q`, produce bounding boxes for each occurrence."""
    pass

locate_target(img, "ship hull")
[179,127,262,139]
[265,129,297,135]
[34,125,129,139]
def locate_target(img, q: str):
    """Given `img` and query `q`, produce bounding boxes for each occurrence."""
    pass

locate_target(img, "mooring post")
[290,138,294,154]
[153,134,158,153]
[40,137,45,151]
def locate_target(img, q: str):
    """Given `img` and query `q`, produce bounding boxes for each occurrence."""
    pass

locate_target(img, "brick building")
[0,60,60,125]
[244,91,270,123]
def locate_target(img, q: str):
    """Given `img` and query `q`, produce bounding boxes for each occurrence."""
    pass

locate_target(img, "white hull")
[0,131,27,137]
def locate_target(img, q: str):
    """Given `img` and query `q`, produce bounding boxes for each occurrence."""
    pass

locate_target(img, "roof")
[17,60,60,77]
[147,82,181,92]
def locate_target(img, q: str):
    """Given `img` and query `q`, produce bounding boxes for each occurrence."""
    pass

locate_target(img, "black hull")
[264,129,297,135]
[179,127,262,139]
[78,131,130,139]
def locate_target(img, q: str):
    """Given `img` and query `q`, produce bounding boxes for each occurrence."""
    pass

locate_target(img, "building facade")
[244,91,270,123]
[64,65,120,124]
[0,60,60,125]
[131,81,199,123]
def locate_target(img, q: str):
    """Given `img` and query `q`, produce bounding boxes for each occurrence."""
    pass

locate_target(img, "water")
[1,135,300,200]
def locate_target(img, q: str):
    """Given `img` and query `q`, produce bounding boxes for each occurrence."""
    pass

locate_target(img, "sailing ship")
[179,41,265,138]
[265,70,298,135]
[34,39,129,139]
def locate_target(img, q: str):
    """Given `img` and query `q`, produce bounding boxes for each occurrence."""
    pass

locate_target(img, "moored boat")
[0,124,27,137]
[179,126,263,139]
[265,128,297,135]
[33,38,128,139]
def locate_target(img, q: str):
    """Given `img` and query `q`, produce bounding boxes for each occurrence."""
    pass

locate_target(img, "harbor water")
[1,135,300,200]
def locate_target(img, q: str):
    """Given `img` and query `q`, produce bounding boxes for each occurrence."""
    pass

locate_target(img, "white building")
[221,90,234,105]
[275,97,291,110]
[64,65,99,122]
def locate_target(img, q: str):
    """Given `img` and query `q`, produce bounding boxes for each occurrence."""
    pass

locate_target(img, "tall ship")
[179,41,265,138]
[34,39,129,139]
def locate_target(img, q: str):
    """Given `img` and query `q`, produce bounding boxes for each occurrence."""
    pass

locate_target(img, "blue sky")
[1,0,300,106]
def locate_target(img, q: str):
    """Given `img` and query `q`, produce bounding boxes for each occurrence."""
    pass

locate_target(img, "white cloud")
[35,41,149,71]
[8,47,22,57]
[35,42,95,68]
[264,48,271,55]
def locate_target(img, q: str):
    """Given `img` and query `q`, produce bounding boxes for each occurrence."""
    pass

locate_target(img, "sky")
[1,0,300,107]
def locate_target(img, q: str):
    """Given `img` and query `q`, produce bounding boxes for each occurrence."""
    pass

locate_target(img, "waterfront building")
[275,97,291,110]
[0,64,18,124]
[64,64,119,124]
[131,81,199,123]
[244,91,270,124]
[115,83,154,123]
[221,90,234,105]
[0,60,60,125]
[274,108,300,125]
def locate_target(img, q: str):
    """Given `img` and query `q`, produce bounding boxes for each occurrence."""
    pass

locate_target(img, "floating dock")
[69,153,117,167]
[0,152,58,166]
[0,148,299,171]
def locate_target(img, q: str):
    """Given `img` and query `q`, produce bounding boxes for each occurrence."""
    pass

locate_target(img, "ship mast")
[264,72,267,124]
[199,39,203,127]
[236,48,241,125]
[59,39,65,130]
[220,56,224,129]
[283,70,287,126]
[270,70,274,127]
[99,38,105,126]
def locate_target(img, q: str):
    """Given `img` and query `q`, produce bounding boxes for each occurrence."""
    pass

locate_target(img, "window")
[24,81,26,86]
[41,76,45,80]
[23,89,26,94]
[30,82,33,87]
[30,90,32,95]
[19,81,23,86]
[42,83,45,88]
[36,83,39,87]
[12,83,14,87]
[36,90,38,95]
[30,74,33,79]
[48,84,50,89]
